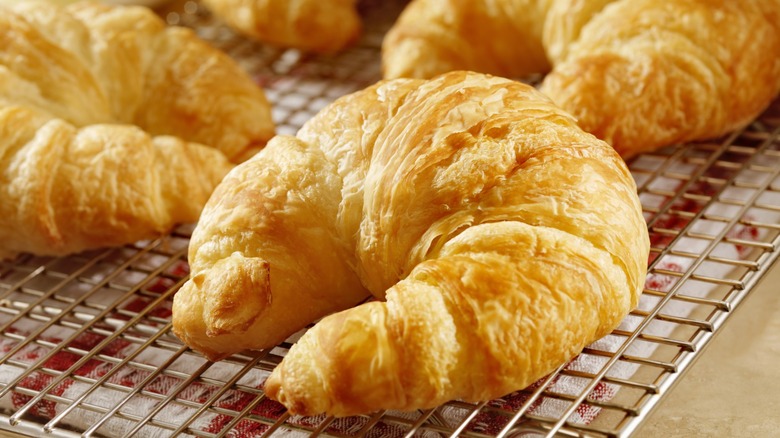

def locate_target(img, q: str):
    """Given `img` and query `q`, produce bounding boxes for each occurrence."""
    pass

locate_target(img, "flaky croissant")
[0,1,274,258]
[0,106,232,260]
[172,71,650,416]
[382,0,780,158]
[1,1,274,162]
[200,0,361,53]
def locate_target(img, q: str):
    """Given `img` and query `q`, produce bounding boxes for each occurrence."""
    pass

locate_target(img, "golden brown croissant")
[382,0,780,158]
[1,1,274,163]
[0,1,275,258]
[200,0,361,53]
[0,106,232,260]
[172,71,650,416]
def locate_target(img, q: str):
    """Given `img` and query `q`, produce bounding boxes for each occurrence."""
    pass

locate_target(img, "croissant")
[172,71,650,416]
[0,107,233,260]
[382,0,780,158]
[1,1,274,163]
[0,1,275,258]
[200,0,361,53]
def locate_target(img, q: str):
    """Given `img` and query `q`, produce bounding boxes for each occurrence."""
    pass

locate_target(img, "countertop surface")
[635,262,780,437]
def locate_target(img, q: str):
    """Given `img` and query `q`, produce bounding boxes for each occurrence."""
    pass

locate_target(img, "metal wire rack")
[1,1,779,437]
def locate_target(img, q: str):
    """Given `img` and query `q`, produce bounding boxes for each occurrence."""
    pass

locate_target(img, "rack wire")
[1,1,779,437]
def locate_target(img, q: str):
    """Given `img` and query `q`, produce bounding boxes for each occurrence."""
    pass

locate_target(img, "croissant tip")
[262,376,283,403]
[263,374,320,417]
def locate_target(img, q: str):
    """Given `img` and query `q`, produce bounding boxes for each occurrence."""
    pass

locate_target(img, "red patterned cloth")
[0,167,768,437]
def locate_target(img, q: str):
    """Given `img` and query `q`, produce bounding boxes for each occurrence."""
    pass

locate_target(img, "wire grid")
[1,1,780,437]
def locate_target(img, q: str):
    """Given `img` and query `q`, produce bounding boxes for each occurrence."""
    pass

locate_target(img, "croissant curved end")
[262,330,333,417]
[264,302,404,417]
[201,253,272,336]
[173,252,272,360]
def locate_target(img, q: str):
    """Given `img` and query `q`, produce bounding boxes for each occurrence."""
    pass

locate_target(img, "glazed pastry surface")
[0,1,273,257]
[0,107,233,259]
[201,0,361,53]
[382,0,780,158]
[172,71,649,416]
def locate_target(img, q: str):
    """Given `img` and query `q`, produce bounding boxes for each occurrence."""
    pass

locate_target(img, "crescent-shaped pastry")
[200,0,361,53]
[0,1,274,258]
[172,71,649,417]
[382,0,780,158]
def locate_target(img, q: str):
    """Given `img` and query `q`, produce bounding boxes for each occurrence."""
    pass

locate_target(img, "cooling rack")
[1,1,779,437]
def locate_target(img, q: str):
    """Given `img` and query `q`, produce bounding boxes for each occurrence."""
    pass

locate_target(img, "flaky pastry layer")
[0,1,274,257]
[173,71,649,417]
[382,0,780,158]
